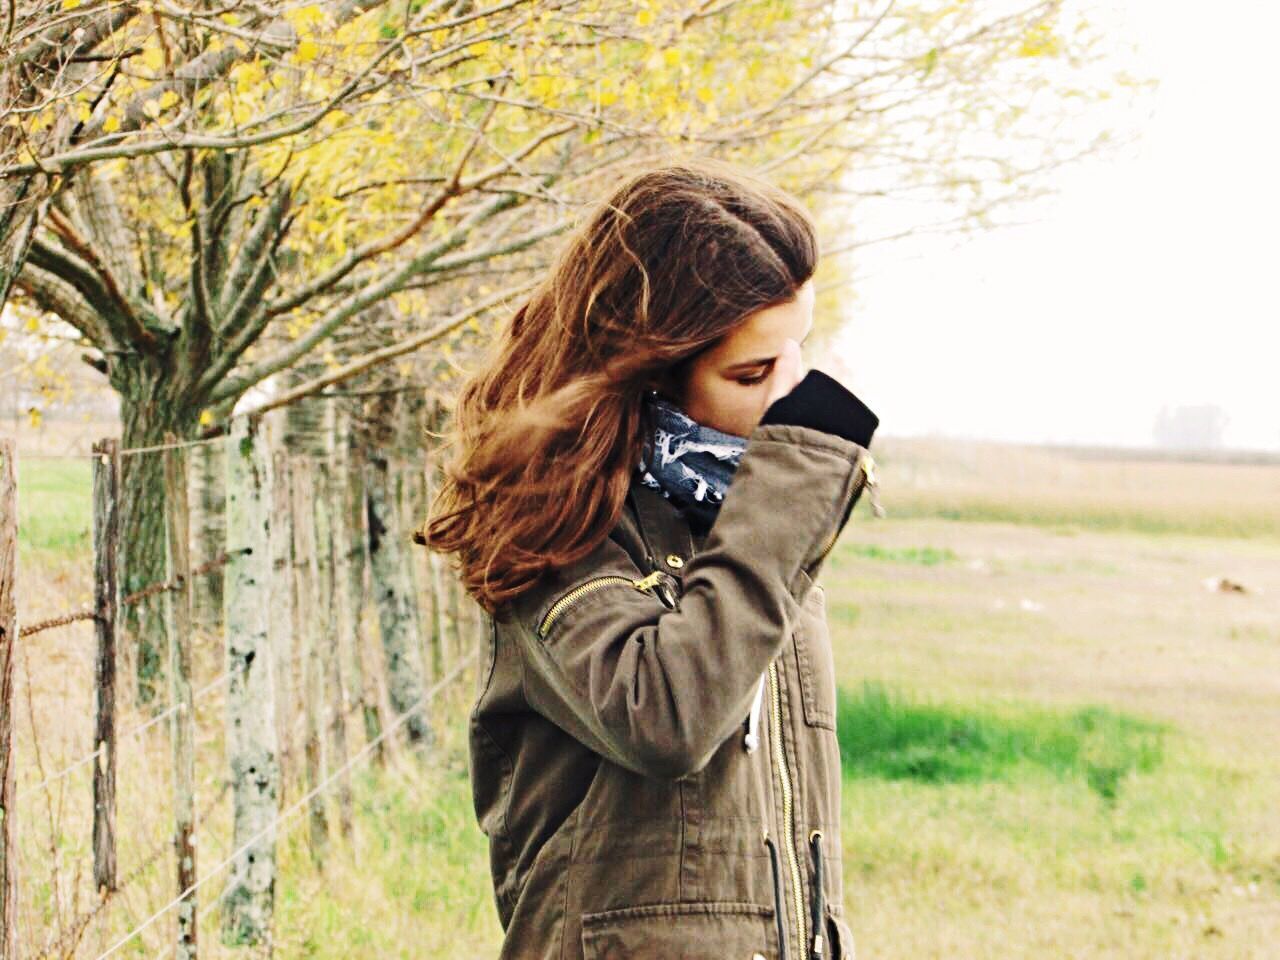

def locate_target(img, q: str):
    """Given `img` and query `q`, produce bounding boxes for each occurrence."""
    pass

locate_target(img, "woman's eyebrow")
[724,327,813,370]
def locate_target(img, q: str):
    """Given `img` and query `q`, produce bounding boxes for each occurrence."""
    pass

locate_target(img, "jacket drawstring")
[764,830,788,960]
[808,830,825,959]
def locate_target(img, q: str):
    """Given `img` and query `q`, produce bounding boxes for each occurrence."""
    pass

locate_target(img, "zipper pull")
[632,569,680,609]
[861,453,885,518]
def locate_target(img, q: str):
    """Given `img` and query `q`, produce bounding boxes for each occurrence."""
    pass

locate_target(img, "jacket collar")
[626,476,701,570]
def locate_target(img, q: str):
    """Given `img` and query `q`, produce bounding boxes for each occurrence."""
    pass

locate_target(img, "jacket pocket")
[792,581,837,730]
[824,904,857,960]
[580,901,778,960]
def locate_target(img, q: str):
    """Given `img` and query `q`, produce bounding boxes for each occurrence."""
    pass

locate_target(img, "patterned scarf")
[635,392,748,531]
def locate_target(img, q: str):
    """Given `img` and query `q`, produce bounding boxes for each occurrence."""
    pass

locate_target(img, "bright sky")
[836,0,1280,451]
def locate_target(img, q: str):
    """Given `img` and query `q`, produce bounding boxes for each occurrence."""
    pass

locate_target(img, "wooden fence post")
[268,450,295,803]
[365,453,432,749]
[162,435,198,960]
[291,460,329,866]
[423,459,451,682]
[314,462,353,841]
[0,440,18,960]
[92,438,120,894]
[333,406,382,764]
[222,417,280,948]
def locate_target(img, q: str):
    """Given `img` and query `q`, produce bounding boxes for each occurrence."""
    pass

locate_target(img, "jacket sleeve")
[505,373,878,781]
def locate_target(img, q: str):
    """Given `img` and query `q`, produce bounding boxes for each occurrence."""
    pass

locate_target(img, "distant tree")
[1154,403,1229,451]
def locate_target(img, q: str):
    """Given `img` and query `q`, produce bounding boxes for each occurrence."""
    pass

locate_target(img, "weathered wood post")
[190,441,225,628]
[92,438,120,894]
[366,449,433,750]
[0,440,18,960]
[291,460,329,865]
[222,416,280,949]
[333,405,382,762]
[423,459,452,682]
[162,435,198,960]
[268,451,295,802]
[314,461,353,841]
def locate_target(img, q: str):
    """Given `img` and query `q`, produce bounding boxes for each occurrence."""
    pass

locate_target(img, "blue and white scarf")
[635,392,748,530]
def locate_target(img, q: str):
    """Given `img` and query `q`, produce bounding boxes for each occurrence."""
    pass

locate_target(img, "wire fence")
[18,548,248,639]
[3,416,482,959]
[31,660,245,794]
[89,650,478,960]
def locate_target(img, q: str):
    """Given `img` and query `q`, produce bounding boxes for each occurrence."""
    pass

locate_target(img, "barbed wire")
[117,435,225,458]
[32,778,234,960]
[89,649,479,960]
[18,547,249,639]
[23,545,383,789]
[16,607,97,637]
[119,547,251,608]
[31,661,247,794]
[13,452,101,460]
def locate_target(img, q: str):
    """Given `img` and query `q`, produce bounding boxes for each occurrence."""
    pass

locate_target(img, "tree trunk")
[116,378,203,706]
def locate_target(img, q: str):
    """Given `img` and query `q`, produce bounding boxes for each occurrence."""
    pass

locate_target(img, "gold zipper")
[537,570,677,639]
[811,451,881,568]
[768,659,806,954]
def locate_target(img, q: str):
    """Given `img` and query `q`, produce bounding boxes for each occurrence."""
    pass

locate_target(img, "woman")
[422,157,879,960]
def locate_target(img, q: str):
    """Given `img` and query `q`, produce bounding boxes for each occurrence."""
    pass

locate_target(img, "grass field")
[11,436,1280,958]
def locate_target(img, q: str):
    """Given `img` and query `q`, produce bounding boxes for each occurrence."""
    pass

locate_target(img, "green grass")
[886,496,1280,541]
[16,458,93,557]
[836,682,1167,803]
[844,543,957,566]
[274,759,503,956]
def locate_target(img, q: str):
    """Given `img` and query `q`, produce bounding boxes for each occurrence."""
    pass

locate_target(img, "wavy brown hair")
[419,156,819,615]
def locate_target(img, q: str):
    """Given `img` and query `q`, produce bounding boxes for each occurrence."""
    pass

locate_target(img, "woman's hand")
[761,337,807,415]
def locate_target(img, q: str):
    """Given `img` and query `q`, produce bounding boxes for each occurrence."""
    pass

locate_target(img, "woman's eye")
[737,368,770,385]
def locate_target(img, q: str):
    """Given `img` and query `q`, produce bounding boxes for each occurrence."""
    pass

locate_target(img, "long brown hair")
[419,157,819,615]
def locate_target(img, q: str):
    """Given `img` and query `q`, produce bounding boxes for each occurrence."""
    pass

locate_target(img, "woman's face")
[667,278,816,438]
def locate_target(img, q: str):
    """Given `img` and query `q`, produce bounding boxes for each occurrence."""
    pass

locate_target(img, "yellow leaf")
[62,0,80,8]
[295,39,319,63]
[199,409,214,426]
[635,8,654,26]
[663,48,680,68]
[28,407,42,429]
[159,90,179,110]
[695,86,713,104]
[77,103,93,123]
[285,4,326,30]
[24,316,39,332]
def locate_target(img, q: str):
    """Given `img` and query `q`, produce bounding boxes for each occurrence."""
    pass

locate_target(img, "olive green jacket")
[471,408,876,960]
